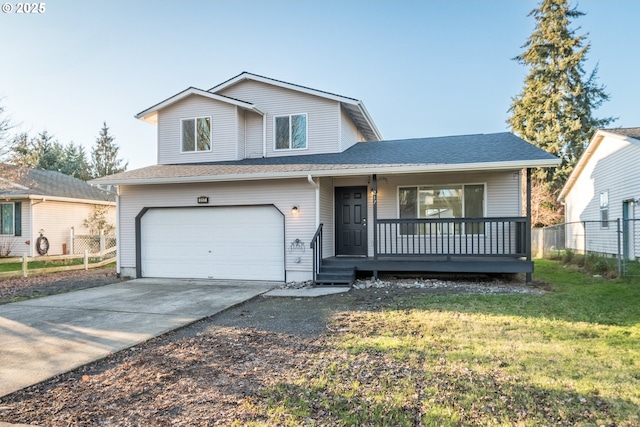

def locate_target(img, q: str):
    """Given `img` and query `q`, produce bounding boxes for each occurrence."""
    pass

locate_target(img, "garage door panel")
[141,206,284,281]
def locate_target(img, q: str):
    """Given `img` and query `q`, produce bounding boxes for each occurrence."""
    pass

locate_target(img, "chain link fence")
[532,219,640,277]
[72,234,116,258]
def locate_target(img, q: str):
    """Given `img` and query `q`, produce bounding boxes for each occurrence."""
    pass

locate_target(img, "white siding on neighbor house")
[31,201,116,256]
[564,136,640,257]
[157,94,239,164]
[244,111,263,158]
[118,179,317,280]
[340,106,365,151]
[217,80,341,157]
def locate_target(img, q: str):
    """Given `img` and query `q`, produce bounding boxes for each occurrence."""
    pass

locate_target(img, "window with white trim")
[275,114,307,150]
[600,190,609,228]
[181,117,211,152]
[398,184,485,234]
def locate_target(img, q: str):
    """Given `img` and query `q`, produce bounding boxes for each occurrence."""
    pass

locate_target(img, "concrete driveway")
[0,278,277,397]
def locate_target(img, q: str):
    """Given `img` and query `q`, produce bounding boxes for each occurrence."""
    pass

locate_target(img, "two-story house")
[93,72,559,284]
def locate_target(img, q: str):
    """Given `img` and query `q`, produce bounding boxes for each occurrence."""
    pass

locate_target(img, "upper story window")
[181,117,211,152]
[398,184,485,235]
[600,190,609,228]
[275,114,307,150]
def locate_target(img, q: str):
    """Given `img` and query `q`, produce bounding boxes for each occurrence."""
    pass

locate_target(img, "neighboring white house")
[558,128,640,260]
[0,166,116,257]
[93,72,560,283]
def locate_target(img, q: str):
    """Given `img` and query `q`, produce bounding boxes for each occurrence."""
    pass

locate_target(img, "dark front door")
[335,186,368,256]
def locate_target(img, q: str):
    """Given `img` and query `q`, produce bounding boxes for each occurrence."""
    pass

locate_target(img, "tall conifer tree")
[508,0,613,226]
[90,122,128,178]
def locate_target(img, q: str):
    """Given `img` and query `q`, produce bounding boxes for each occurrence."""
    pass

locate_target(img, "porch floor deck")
[323,255,534,275]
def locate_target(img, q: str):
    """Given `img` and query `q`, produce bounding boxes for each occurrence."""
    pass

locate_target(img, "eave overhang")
[0,194,115,205]
[92,158,560,187]
[135,87,262,125]
[558,129,639,202]
[210,72,382,141]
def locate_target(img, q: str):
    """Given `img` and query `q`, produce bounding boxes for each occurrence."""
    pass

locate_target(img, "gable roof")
[602,127,640,140]
[558,127,640,201]
[0,166,115,203]
[135,87,263,125]
[92,132,560,186]
[135,72,382,141]
[210,72,382,142]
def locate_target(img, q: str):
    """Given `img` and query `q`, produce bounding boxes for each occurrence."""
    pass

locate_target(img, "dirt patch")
[0,267,122,304]
[0,273,544,425]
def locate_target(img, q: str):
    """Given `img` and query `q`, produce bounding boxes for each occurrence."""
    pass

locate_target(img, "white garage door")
[141,206,284,281]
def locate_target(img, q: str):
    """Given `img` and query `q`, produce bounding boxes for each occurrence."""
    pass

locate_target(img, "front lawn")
[250,259,640,426]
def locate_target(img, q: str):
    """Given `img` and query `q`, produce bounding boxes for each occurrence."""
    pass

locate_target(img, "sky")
[1,0,639,170]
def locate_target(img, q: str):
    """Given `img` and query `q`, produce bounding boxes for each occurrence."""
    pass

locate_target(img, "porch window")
[600,190,609,228]
[398,184,485,234]
[275,114,307,150]
[181,117,211,152]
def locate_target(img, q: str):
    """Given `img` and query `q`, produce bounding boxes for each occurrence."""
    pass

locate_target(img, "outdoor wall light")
[291,206,299,214]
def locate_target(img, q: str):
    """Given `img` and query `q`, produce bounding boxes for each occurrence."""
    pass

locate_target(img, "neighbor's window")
[275,114,307,150]
[600,190,609,228]
[181,117,211,152]
[0,203,14,235]
[398,184,485,234]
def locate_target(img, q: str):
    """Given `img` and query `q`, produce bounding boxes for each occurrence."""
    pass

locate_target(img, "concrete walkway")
[0,278,278,397]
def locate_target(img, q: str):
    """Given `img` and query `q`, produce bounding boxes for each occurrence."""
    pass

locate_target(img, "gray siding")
[245,111,263,158]
[118,179,317,281]
[157,94,239,164]
[217,80,341,157]
[377,171,521,219]
[340,106,364,151]
[319,177,334,258]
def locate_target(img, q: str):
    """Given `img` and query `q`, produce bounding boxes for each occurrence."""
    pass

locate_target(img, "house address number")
[197,196,209,204]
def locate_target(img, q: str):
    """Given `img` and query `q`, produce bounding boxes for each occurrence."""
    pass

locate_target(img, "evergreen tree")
[8,132,90,179]
[90,122,127,178]
[0,101,14,160]
[508,0,613,195]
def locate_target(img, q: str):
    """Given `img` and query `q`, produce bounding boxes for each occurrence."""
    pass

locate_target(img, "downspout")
[307,175,319,228]
[29,197,46,257]
[526,168,532,283]
[263,111,267,158]
[116,186,120,277]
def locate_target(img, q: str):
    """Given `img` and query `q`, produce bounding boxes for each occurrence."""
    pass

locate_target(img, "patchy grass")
[242,259,640,426]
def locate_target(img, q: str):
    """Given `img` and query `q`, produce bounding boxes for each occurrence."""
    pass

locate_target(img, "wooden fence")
[0,246,116,279]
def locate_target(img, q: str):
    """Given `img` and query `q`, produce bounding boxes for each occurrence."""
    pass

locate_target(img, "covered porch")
[310,170,534,285]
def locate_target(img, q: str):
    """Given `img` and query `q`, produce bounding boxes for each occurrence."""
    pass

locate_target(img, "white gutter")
[93,158,561,186]
[3,195,115,206]
[307,175,319,228]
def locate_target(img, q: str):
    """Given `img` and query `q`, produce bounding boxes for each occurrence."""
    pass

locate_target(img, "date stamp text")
[2,3,46,13]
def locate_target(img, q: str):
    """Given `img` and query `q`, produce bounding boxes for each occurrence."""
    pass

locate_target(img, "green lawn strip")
[0,258,112,273]
[239,259,640,426]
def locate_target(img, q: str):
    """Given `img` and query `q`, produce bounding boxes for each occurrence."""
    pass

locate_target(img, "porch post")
[372,174,378,279]
[526,168,532,283]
